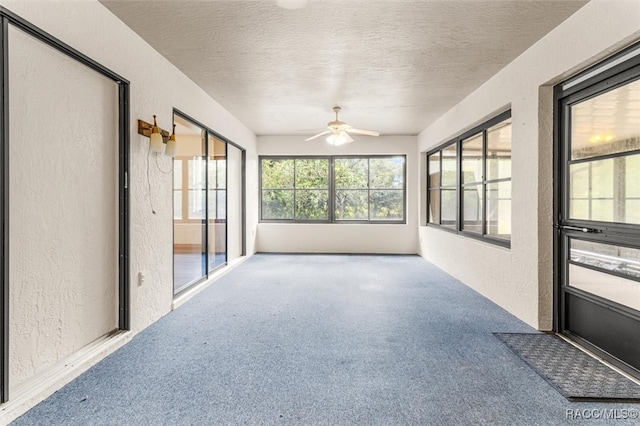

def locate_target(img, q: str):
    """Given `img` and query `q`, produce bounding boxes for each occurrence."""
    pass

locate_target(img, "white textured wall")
[417,0,640,329]
[8,25,119,390]
[257,135,418,254]
[227,145,244,259]
[1,0,258,394]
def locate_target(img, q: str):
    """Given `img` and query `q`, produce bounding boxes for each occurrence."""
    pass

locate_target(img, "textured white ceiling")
[100,0,588,136]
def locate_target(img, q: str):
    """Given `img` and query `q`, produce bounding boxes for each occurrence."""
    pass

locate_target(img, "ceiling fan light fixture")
[326,131,352,146]
[307,106,378,144]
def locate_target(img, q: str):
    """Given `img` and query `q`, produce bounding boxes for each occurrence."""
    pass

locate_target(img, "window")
[427,144,457,229]
[260,155,406,223]
[427,111,511,246]
[334,157,405,221]
[261,157,330,221]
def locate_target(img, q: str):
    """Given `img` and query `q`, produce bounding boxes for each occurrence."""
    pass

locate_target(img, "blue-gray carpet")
[11,254,640,425]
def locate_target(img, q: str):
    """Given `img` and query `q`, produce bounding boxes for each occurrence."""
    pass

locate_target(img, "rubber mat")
[494,333,640,402]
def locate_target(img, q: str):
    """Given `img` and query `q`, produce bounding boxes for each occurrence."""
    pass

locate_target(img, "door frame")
[553,41,640,377]
[0,7,130,403]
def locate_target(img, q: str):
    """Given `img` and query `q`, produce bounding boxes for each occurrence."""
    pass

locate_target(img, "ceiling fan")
[305,106,380,145]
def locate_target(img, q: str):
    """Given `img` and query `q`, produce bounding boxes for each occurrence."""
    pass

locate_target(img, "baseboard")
[0,330,132,425]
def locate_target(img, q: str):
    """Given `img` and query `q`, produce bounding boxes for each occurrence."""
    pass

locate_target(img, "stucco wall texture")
[8,25,120,391]
[1,0,258,402]
[417,0,640,330]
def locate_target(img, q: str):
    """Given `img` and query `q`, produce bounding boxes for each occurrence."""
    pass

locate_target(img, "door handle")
[555,224,602,233]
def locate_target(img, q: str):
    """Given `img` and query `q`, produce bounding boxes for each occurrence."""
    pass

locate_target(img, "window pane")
[591,200,614,222]
[569,159,613,222]
[569,239,640,311]
[462,133,482,184]
[428,188,440,224]
[570,162,590,200]
[295,189,329,220]
[370,157,405,189]
[441,144,457,186]
[569,264,640,311]
[571,239,640,280]
[428,152,440,188]
[335,190,368,220]
[441,188,456,228]
[216,159,227,189]
[487,119,512,180]
[208,189,227,220]
[627,200,640,224]
[188,159,205,189]
[462,184,482,234]
[296,158,329,189]
[626,155,640,197]
[571,78,640,161]
[335,158,368,189]
[262,189,294,220]
[569,155,640,224]
[261,159,294,189]
[487,181,511,240]
[370,190,403,221]
[188,189,205,219]
[217,190,226,220]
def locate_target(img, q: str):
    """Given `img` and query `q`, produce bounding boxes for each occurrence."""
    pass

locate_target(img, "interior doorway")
[1,9,130,402]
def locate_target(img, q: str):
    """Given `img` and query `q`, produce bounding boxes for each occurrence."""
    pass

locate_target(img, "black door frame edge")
[0,6,130,403]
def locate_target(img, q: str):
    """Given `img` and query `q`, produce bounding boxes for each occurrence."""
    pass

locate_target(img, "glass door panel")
[173,115,206,293]
[569,154,640,224]
[557,64,640,374]
[570,79,640,161]
[569,239,640,310]
[208,135,227,273]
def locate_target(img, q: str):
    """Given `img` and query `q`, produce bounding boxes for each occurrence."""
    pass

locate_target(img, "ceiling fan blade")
[340,131,354,143]
[345,128,380,137]
[305,130,331,141]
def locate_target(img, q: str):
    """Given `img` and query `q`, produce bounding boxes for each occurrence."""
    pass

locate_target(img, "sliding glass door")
[208,134,227,273]
[173,115,207,293]
[173,113,229,294]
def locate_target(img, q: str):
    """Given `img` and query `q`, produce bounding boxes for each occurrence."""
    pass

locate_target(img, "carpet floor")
[10,254,640,425]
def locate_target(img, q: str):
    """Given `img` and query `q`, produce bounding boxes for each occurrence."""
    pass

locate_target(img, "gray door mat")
[494,333,640,402]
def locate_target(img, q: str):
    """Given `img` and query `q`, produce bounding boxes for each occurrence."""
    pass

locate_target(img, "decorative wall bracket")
[137,118,170,143]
